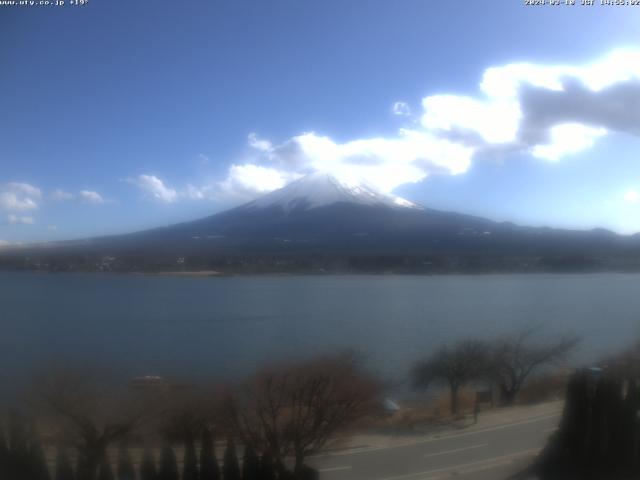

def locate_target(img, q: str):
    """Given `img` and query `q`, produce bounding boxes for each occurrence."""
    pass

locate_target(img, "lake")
[2,272,640,390]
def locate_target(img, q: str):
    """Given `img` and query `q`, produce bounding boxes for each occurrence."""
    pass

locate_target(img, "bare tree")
[157,390,211,443]
[412,340,489,415]
[229,353,379,478]
[32,368,152,480]
[488,327,579,405]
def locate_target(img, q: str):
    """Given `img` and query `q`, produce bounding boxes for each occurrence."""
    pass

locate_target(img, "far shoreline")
[138,270,229,277]
[4,269,640,278]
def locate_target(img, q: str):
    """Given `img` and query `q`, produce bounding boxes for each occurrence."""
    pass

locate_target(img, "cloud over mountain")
[217,49,640,198]
[128,175,178,203]
[121,50,640,208]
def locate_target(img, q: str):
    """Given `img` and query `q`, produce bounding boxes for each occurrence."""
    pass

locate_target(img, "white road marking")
[316,412,561,457]
[424,443,488,458]
[318,465,352,473]
[379,448,540,480]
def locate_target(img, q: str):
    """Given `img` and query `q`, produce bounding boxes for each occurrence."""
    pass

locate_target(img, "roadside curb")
[316,402,563,458]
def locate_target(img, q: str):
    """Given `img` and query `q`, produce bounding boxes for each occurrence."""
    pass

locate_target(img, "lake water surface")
[2,272,640,388]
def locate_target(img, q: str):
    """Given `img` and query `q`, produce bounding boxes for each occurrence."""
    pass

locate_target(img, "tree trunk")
[77,440,109,480]
[500,385,517,406]
[294,452,305,479]
[77,450,102,480]
[275,458,289,479]
[450,384,460,415]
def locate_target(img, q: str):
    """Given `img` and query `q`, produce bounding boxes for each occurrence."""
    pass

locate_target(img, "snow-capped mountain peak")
[242,172,422,213]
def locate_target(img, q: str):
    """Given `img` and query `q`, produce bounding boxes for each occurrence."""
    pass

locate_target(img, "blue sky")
[2,0,640,244]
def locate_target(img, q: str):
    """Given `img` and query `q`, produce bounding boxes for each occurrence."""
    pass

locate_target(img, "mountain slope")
[56,174,638,254]
[241,172,422,212]
[2,173,640,273]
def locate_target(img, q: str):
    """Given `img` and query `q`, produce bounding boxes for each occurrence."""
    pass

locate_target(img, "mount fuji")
[242,172,422,213]
[2,172,640,273]
[100,172,443,253]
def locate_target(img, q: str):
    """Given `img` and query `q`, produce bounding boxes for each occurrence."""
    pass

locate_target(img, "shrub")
[158,444,178,480]
[199,429,220,480]
[222,439,240,480]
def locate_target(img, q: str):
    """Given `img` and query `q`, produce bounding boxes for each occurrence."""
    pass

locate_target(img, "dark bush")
[241,443,260,480]
[535,369,640,479]
[158,444,178,480]
[0,425,7,478]
[258,451,276,480]
[97,452,115,480]
[117,444,136,480]
[222,439,241,480]
[182,435,198,480]
[54,448,75,480]
[199,429,220,480]
[28,432,51,480]
[140,448,157,480]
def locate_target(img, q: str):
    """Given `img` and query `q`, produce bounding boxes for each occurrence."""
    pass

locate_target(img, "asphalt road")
[310,412,560,480]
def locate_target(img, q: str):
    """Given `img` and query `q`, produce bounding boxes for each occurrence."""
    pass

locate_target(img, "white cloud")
[0,182,41,212]
[128,175,178,203]
[184,184,211,201]
[236,129,473,194]
[0,239,11,248]
[126,167,294,205]
[392,101,411,116]
[197,153,211,165]
[219,164,301,200]
[422,48,640,156]
[7,214,34,225]
[5,182,41,198]
[0,192,37,211]
[218,48,640,201]
[248,133,274,153]
[422,95,521,144]
[123,49,640,207]
[531,123,607,161]
[625,189,640,204]
[78,190,105,204]
[478,50,640,98]
[51,188,105,204]
[51,189,76,201]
